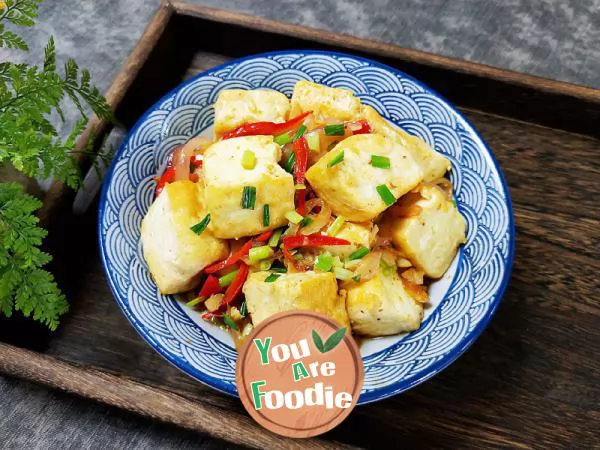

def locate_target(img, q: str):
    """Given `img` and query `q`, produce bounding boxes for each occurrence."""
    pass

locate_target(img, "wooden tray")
[1,2,599,448]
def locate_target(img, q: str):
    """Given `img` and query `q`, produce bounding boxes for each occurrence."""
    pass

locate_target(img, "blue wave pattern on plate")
[99,51,513,404]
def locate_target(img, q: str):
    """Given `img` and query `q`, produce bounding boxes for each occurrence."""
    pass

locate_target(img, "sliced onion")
[368,224,379,245]
[401,268,425,285]
[205,293,224,312]
[381,249,397,266]
[353,251,382,282]
[173,144,193,181]
[397,257,413,268]
[426,178,454,201]
[283,222,300,237]
[346,121,364,133]
[400,278,429,304]
[374,235,392,248]
[182,135,212,156]
[301,198,332,235]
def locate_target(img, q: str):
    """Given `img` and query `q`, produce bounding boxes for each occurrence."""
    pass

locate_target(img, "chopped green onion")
[241,150,256,170]
[283,151,296,173]
[268,228,284,247]
[249,245,274,263]
[271,267,287,273]
[291,125,307,141]
[241,186,256,209]
[264,273,281,283]
[306,132,320,152]
[315,253,334,272]
[348,246,370,261]
[223,313,239,331]
[263,204,270,226]
[376,184,396,206]
[453,198,458,209]
[240,301,247,318]
[274,132,293,146]
[190,214,211,235]
[295,183,306,190]
[324,124,345,136]
[186,297,204,307]
[332,256,343,268]
[327,150,344,168]
[334,267,354,281]
[326,215,345,236]
[370,154,391,169]
[285,210,304,224]
[219,269,239,288]
[259,259,272,271]
[352,275,361,282]
[300,217,313,228]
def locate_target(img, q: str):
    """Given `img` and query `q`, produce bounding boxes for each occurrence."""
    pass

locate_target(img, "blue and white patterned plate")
[98,51,514,404]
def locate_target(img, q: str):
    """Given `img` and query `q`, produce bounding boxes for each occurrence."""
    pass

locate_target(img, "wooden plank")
[464,109,600,221]
[0,343,353,450]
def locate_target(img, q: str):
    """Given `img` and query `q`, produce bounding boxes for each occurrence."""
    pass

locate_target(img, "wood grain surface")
[1,3,599,449]
[0,343,350,450]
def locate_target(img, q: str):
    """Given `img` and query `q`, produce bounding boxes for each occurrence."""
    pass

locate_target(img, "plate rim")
[98,49,516,404]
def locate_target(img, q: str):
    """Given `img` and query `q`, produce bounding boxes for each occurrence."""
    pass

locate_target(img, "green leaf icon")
[312,327,347,353]
[323,327,347,352]
[312,329,325,352]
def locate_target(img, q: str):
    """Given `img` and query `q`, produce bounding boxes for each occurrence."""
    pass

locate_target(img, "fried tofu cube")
[203,135,295,239]
[243,271,350,329]
[305,134,424,222]
[213,89,290,139]
[290,80,361,126]
[380,185,467,278]
[361,105,451,182]
[322,221,374,258]
[345,263,424,336]
[141,180,229,294]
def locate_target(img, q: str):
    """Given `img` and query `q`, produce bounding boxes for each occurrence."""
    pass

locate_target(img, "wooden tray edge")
[0,343,353,450]
[169,0,600,103]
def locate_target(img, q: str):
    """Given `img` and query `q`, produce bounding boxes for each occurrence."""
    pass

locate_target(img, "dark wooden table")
[1,3,599,448]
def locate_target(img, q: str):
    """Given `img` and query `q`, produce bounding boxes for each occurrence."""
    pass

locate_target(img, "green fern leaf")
[0,24,28,49]
[0,183,68,330]
[42,35,55,72]
[0,0,112,330]
[1,0,41,27]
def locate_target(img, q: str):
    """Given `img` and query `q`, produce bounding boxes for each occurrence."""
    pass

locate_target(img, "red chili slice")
[204,240,253,274]
[350,119,371,135]
[155,165,176,197]
[292,136,309,215]
[220,262,249,307]
[197,275,221,298]
[255,229,273,243]
[221,111,312,140]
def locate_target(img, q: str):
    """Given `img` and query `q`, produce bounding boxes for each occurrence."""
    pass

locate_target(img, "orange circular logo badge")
[236,311,363,438]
